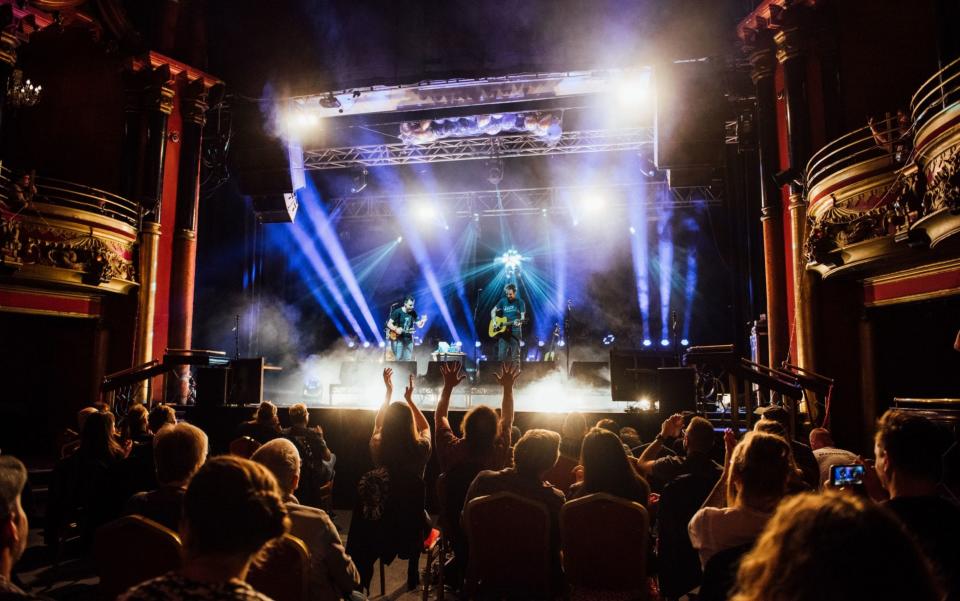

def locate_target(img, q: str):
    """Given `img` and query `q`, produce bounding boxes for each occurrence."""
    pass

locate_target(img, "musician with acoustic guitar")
[489,283,526,366]
[387,295,427,361]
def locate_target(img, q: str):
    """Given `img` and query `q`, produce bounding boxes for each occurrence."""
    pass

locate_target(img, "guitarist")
[387,295,427,361]
[491,283,526,366]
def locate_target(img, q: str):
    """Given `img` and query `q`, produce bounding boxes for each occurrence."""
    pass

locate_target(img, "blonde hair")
[252,438,302,496]
[154,422,208,485]
[288,403,309,426]
[726,431,790,510]
[732,491,941,601]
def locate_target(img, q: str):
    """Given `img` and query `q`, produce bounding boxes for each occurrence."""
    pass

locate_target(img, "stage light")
[538,340,545,347]
[681,338,689,346]
[415,202,438,222]
[660,339,670,347]
[541,207,548,217]
[396,236,403,243]
[350,168,368,194]
[475,341,482,348]
[378,341,386,348]
[643,339,652,347]
[347,340,356,349]
[638,398,652,411]
[602,334,615,346]
[497,248,524,273]
[629,226,636,235]
[615,71,651,109]
[362,341,371,348]
[558,339,566,347]
[286,110,320,133]
[472,212,480,221]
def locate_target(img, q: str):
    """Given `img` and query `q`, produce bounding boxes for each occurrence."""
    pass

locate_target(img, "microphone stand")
[564,300,572,376]
[671,310,680,366]
[472,287,483,381]
[385,302,399,363]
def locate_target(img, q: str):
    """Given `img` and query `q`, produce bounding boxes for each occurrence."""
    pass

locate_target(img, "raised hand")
[382,368,393,391]
[404,373,415,403]
[440,362,466,389]
[660,414,685,438]
[495,362,521,388]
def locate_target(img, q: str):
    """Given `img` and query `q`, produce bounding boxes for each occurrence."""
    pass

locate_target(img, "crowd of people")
[0,367,958,601]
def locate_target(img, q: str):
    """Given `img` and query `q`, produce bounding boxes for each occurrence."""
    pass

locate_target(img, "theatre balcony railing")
[805,56,960,278]
[0,165,139,293]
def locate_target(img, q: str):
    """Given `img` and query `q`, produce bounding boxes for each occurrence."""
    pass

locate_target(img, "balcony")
[0,166,138,294]
[805,56,960,278]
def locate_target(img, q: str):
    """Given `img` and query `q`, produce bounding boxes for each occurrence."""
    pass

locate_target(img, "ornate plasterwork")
[922,146,960,215]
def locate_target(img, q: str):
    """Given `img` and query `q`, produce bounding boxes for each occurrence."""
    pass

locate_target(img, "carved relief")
[922,147,960,215]
[19,224,136,282]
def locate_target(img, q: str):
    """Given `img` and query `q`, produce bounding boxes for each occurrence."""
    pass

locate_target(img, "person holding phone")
[809,427,858,488]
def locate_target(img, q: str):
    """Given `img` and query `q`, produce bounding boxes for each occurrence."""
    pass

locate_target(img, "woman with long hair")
[569,427,650,504]
[688,431,792,566]
[120,456,290,601]
[731,491,941,601]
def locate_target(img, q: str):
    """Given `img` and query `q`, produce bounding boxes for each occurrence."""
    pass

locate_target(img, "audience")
[281,403,335,508]
[251,439,360,601]
[236,401,281,444]
[618,426,643,452]
[60,406,100,458]
[639,414,722,490]
[119,456,289,601]
[544,412,586,494]
[435,362,516,473]
[116,405,158,498]
[0,456,40,600]
[808,427,858,488]
[124,422,208,532]
[147,405,177,434]
[731,491,941,601]
[755,406,820,489]
[873,409,960,599]
[569,427,650,505]
[688,431,791,566]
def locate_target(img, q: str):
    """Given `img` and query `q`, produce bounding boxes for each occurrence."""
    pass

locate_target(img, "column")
[0,30,20,145]
[749,36,790,371]
[776,24,819,393]
[132,66,174,401]
[168,78,207,401]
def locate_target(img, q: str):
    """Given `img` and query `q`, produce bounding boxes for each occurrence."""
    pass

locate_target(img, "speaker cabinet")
[423,357,465,386]
[195,367,228,407]
[655,60,725,171]
[569,361,610,388]
[228,357,265,406]
[657,367,697,415]
[609,350,672,402]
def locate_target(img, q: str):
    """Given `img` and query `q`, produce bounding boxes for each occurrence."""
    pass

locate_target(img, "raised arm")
[701,428,737,509]
[404,374,430,438]
[435,362,466,432]
[638,414,684,475]
[374,368,393,434]
[495,363,520,436]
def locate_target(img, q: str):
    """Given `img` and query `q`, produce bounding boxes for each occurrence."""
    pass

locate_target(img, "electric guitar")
[386,314,427,341]
[488,316,527,339]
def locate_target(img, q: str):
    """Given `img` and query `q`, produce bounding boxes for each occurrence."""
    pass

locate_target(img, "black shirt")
[886,495,960,600]
[494,297,526,334]
[389,307,419,342]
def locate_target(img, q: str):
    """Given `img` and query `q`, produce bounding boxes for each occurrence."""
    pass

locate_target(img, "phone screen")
[830,464,865,486]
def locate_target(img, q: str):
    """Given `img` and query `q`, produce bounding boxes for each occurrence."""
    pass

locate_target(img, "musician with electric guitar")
[489,283,526,366]
[386,295,428,361]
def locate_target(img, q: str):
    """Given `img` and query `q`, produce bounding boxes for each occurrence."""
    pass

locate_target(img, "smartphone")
[830,464,865,487]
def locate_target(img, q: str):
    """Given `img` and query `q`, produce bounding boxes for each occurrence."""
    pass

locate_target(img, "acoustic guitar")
[488,316,527,339]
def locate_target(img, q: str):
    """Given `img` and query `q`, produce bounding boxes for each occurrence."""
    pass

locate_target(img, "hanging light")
[7,70,41,108]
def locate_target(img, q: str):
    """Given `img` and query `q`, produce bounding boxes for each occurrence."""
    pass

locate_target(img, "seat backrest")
[657,472,719,597]
[229,436,261,459]
[94,515,182,599]
[248,534,311,601]
[560,493,649,593]
[463,492,552,595]
[698,542,753,601]
[437,461,484,532]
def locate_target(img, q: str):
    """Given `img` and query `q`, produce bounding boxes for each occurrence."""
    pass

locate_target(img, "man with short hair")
[491,283,526,365]
[251,439,360,601]
[874,409,960,599]
[638,414,722,489]
[387,295,427,362]
[124,423,208,532]
[0,455,41,599]
[147,405,177,434]
[756,405,820,489]
[282,404,334,508]
[809,427,858,488]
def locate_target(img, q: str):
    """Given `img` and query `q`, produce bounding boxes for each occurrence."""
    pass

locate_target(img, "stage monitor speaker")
[423,357,465,386]
[475,361,505,386]
[195,367,228,407]
[228,357,265,406]
[569,361,610,388]
[657,367,697,415]
[516,361,560,387]
[654,60,725,171]
[609,350,672,402]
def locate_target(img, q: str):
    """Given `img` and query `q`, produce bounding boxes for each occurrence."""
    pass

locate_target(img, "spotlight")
[378,341,386,348]
[347,340,356,349]
[638,398,652,411]
[660,339,670,347]
[681,338,689,346]
[615,71,651,109]
[498,249,524,273]
[643,339,652,347]
[629,226,636,235]
[415,202,438,222]
[396,236,403,243]
[538,340,545,347]
[474,340,482,348]
[602,334,615,346]
[473,213,480,221]
[541,207,548,217]
[319,92,341,109]
[285,110,320,132]
[558,339,566,347]
[486,158,504,185]
[362,341,371,349]
[519,340,525,347]
[581,192,608,215]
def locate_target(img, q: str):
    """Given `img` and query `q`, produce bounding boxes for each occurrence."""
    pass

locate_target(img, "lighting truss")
[327,183,722,221]
[302,128,655,170]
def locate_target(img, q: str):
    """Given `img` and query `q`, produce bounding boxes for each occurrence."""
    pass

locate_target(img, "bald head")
[809,428,835,451]
[251,438,301,498]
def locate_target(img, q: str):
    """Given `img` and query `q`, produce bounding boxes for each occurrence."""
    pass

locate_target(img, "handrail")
[910,54,960,130]
[805,116,902,194]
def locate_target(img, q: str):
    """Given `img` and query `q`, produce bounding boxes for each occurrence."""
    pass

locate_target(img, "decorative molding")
[774,27,804,63]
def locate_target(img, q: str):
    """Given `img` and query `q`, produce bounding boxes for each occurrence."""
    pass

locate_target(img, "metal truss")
[302,128,655,170]
[328,182,722,221]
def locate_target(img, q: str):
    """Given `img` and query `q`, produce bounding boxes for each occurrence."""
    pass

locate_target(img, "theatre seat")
[94,515,182,600]
[248,533,311,601]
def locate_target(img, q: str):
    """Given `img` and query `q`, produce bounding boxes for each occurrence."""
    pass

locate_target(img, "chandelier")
[7,70,41,108]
